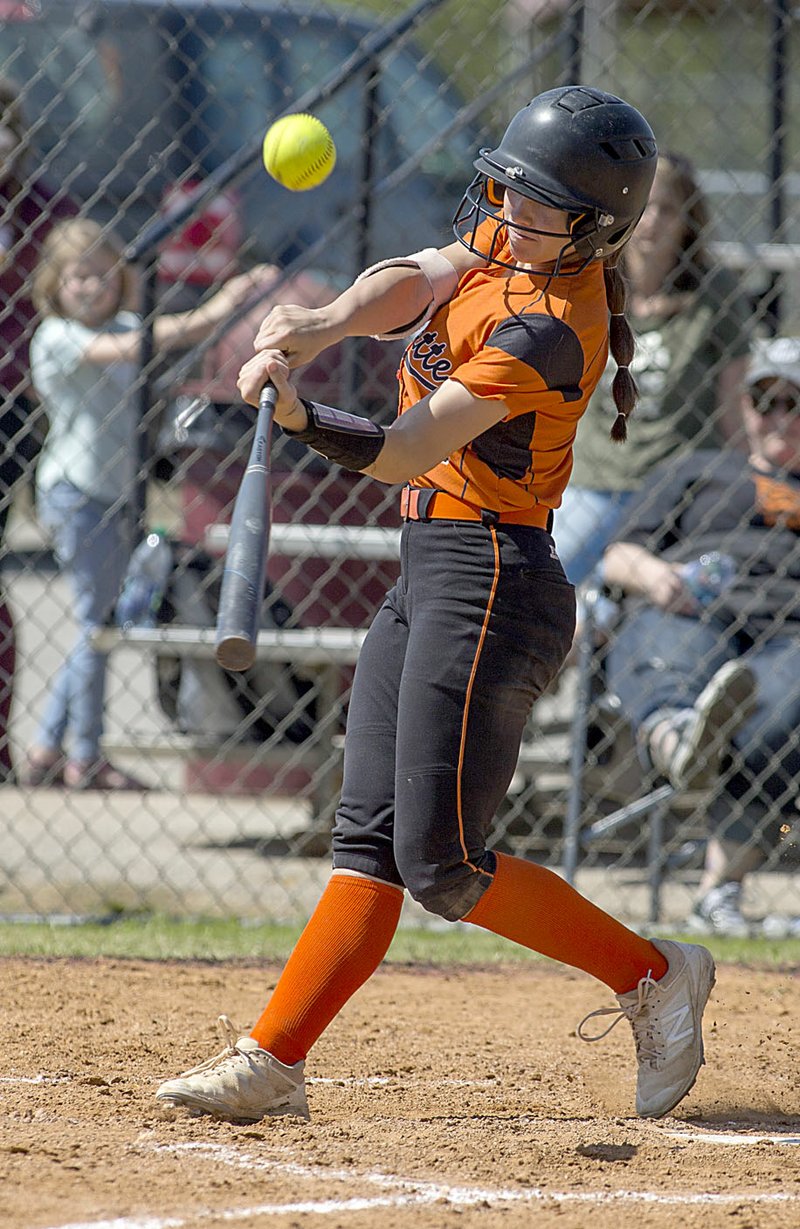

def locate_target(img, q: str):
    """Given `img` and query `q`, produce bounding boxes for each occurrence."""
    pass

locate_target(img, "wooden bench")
[90,520,577,833]
[92,621,368,825]
[91,522,394,826]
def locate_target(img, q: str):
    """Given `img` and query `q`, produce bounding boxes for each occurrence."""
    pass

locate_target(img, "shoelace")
[577,971,661,1064]
[173,1014,248,1078]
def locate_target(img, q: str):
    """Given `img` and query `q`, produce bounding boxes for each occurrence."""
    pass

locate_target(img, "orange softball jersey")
[398,234,610,517]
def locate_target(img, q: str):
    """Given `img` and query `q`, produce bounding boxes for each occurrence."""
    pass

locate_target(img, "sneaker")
[64,758,150,791]
[155,1015,308,1122]
[24,750,65,788]
[761,914,800,939]
[578,938,716,1118]
[686,882,751,938]
[650,661,756,793]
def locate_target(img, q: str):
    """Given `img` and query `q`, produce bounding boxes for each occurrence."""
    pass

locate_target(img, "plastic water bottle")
[115,530,173,630]
[680,551,737,612]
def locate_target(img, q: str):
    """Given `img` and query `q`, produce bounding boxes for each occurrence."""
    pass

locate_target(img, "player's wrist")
[275,394,309,432]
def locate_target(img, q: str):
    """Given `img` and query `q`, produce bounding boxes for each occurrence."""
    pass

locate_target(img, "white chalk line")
[47,1137,800,1229]
[307,1075,498,1088]
[658,1127,800,1146]
[0,1074,68,1085]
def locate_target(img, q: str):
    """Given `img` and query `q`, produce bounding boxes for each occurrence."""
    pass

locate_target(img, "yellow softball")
[261,113,336,192]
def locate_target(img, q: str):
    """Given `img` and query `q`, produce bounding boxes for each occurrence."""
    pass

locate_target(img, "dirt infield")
[2,956,799,1229]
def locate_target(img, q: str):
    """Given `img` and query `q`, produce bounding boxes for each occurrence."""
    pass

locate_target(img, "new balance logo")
[661,1003,693,1048]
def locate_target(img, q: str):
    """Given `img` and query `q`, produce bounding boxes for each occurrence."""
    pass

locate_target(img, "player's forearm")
[276,398,416,485]
[253,246,464,365]
[331,244,473,343]
[281,379,505,487]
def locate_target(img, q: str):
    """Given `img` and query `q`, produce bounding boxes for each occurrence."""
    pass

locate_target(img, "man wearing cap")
[600,337,800,937]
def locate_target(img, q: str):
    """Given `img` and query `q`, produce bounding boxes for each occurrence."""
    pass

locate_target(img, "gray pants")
[607,606,800,844]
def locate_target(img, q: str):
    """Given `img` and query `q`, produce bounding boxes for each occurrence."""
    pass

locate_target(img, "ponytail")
[603,260,637,443]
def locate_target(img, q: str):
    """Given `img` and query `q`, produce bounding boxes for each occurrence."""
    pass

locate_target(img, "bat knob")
[215,635,256,672]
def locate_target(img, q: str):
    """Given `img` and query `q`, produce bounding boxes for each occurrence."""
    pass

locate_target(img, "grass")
[0,914,797,967]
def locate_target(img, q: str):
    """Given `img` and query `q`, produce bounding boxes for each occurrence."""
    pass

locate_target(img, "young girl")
[26,218,258,790]
[0,75,76,785]
[157,87,716,1123]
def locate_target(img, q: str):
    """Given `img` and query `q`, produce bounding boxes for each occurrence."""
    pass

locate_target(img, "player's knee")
[399,859,493,922]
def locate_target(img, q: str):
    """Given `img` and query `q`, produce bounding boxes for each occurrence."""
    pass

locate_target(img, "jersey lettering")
[403,329,453,391]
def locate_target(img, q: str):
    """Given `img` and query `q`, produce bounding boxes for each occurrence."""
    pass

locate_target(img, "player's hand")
[237,348,308,432]
[253,303,339,368]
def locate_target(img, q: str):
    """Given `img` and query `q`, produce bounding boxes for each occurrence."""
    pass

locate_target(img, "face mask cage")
[452,172,599,276]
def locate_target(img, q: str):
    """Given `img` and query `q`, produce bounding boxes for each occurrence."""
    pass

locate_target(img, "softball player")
[157,86,716,1124]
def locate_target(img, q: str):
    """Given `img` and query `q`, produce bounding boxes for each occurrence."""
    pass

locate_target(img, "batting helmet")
[454,85,657,272]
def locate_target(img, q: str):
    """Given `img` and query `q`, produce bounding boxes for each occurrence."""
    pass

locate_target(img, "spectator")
[25,218,260,789]
[555,150,752,590]
[0,76,76,784]
[603,337,800,937]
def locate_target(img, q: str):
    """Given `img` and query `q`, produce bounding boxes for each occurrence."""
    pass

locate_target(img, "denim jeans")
[607,606,800,843]
[35,482,131,762]
[553,486,634,587]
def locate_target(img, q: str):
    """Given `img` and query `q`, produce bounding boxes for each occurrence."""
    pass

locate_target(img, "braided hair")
[603,260,636,443]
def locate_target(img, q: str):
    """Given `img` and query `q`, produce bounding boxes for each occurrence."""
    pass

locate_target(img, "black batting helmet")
[454,85,657,271]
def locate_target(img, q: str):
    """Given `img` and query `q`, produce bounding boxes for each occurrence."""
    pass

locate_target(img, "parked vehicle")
[0,0,483,281]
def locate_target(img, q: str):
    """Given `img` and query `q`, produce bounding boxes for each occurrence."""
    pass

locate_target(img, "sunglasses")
[484,177,585,232]
[485,178,505,208]
[750,391,800,417]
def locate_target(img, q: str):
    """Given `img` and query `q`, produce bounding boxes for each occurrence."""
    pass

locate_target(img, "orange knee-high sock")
[464,852,667,994]
[251,872,404,1065]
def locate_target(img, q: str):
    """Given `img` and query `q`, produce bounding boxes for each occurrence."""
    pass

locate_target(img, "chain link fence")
[1,0,798,933]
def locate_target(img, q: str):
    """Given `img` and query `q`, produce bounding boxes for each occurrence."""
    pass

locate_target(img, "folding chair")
[561,585,680,925]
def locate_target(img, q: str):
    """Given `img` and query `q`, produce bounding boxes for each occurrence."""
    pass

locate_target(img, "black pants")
[1,394,43,541]
[332,518,575,920]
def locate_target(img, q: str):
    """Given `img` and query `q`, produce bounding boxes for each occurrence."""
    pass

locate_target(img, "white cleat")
[578,938,716,1118]
[155,1015,308,1123]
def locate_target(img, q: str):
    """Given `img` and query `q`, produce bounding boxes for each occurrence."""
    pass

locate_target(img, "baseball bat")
[214,384,276,671]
